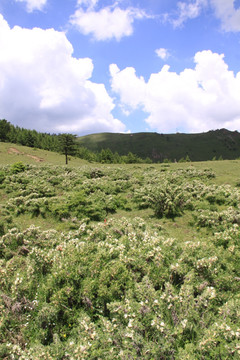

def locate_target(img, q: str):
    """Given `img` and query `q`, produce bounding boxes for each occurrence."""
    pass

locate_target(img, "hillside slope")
[78,128,240,161]
[0,142,87,166]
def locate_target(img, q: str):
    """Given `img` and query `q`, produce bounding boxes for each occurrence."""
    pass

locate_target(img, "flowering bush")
[0,163,239,358]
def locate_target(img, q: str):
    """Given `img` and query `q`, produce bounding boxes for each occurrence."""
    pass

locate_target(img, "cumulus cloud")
[0,15,125,134]
[70,1,149,41]
[110,50,240,133]
[15,0,47,12]
[170,0,240,32]
[155,48,170,60]
[211,0,240,32]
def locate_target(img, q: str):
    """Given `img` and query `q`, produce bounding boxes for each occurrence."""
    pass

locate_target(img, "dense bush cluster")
[0,163,239,359]
[1,165,134,228]
[0,164,224,229]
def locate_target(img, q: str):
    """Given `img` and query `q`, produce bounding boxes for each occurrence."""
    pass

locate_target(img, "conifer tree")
[58,133,77,164]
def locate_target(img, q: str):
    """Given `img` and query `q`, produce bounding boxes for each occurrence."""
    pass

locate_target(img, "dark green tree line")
[0,119,152,164]
[0,119,59,151]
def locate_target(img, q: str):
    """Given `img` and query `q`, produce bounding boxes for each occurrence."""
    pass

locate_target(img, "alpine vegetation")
[0,162,239,359]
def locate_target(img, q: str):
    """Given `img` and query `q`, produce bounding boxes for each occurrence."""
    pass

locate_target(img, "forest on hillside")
[0,119,152,164]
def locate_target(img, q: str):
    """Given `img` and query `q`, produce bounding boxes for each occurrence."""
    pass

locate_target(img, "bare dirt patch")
[7,147,44,162]
[26,154,44,162]
[8,147,23,155]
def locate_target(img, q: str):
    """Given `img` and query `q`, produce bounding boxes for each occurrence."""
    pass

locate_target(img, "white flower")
[181,319,188,328]
[128,319,133,328]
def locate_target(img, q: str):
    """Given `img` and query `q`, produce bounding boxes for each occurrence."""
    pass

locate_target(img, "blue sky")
[0,0,240,135]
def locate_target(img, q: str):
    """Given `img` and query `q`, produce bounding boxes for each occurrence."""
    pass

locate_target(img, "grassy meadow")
[0,143,240,359]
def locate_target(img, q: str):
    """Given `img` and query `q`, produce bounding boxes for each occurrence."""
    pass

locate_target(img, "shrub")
[0,171,5,184]
[0,163,240,358]
[149,184,187,218]
[11,161,26,174]
[0,221,4,236]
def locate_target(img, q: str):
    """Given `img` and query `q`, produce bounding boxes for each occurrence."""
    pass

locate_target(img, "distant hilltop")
[78,128,240,162]
[1,119,240,162]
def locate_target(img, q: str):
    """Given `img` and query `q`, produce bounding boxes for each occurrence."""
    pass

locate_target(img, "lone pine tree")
[58,133,77,164]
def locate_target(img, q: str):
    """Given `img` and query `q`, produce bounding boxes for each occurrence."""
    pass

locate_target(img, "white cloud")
[15,0,47,12]
[171,0,208,27]
[170,0,240,32]
[70,2,148,41]
[0,14,125,134]
[110,50,240,133]
[77,0,98,9]
[155,48,170,60]
[109,64,146,109]
[210,0,240,32]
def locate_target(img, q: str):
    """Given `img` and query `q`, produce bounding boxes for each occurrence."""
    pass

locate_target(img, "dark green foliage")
[0,119,59,150]
[150,184,186,218]
[77,146,97,162]
[178,155,191,162]
[0,119,11,142]
[98,148,114,163]
[50,190,129,221]
[86,168,104,178]
[58,133,78,165]
[78,128,240,162]
[0,221,4,236]
[124,151,142,163]
[11,161,26,174]
[0,171,5,184]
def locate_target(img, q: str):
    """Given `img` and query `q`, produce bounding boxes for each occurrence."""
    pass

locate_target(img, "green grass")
[0,142,88,166]
[169,160,240,185]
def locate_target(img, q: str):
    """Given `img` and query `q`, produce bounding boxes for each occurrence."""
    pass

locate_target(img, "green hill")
[78,128,240,161]
[0,142,87,166]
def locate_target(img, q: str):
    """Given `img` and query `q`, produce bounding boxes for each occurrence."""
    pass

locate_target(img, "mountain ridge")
[77,128,240,162]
